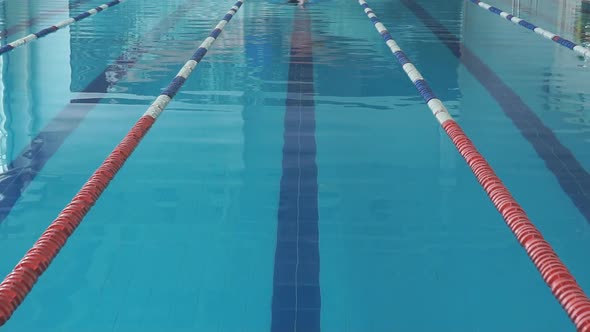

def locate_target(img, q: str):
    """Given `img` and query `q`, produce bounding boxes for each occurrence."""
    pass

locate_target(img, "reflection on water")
[0,0,7,174]
[579,1,590,65]
[0,0,590,330]
[479,0,590,138]
[0,49,6,174]
[0,0,5,175]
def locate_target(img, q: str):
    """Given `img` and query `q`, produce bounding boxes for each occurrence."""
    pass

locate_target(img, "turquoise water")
[0,0,590,331]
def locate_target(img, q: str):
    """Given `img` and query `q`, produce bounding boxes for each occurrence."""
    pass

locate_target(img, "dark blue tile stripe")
[271,11,320,332]
[0,6,188,224]
[401,0,590,224]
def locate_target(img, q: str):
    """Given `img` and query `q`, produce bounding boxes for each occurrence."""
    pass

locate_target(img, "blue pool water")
[1,0,590,330]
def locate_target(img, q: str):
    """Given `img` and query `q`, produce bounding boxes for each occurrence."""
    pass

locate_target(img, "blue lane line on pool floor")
[401,0,590,225]
[0,2,194,224]
[271,9,321,332]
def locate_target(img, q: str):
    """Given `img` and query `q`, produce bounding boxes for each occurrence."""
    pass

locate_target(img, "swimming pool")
[0,0,590,330]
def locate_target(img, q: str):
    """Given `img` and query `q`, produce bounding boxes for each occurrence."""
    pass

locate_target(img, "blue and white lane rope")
[468,0,590,58]
[0,0,125,56]
[144,0,244,119]
[358,0,453,125]
[358,1,590,330]
[0,0,245,327]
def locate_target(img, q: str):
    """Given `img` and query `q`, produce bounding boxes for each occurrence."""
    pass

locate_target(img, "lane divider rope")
[358,0,590,330]
[0,0,94,40]
[0,0,126,56]
[467,0,590,58]
[0,0,244,326]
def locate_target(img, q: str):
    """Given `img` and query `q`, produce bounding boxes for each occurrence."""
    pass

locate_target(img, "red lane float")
[0,0,245,326]
[358,0,590,330]
[0,115,155,326]
[443,120,590,331]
